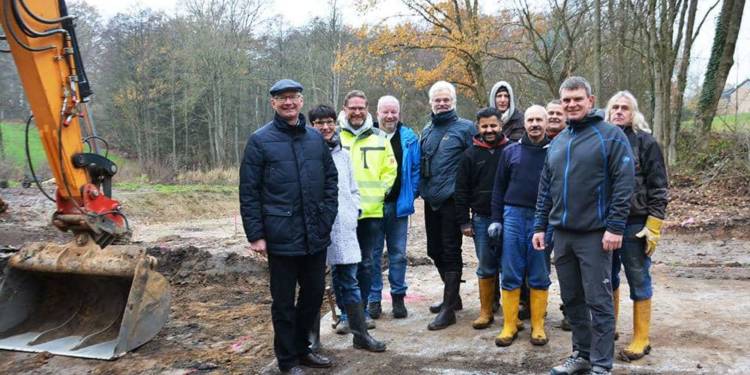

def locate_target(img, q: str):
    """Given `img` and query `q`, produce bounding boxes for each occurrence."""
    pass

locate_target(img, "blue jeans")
[611,223,653,301]
[472,214,500,278]
[369,202,409,302]
[332,263,361,321]
[501,206,551,290]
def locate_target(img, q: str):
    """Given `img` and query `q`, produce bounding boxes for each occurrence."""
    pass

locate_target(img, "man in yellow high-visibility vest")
[337,90,397,332]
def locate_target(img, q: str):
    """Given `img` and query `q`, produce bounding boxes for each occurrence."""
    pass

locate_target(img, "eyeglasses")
[312,119,336,127]
[273,94,302,102]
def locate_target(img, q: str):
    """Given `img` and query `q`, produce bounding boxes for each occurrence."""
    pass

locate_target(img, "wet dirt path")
[1,191,748,374]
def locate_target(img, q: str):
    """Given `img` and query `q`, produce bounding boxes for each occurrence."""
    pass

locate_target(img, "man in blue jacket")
[532,77,634,375]
[420,81,477,331]
[369,95,420,320]
[240,79,339,374]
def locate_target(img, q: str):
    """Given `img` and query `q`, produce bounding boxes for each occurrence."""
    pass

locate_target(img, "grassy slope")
[0,122,47,170]
[682,113,750,132]
[1,122,124,173]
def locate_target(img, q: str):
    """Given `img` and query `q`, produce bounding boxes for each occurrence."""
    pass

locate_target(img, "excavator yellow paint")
[1,0,87,200]
[0,0,171,360]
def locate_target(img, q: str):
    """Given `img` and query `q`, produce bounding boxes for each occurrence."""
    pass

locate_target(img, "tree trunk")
[594,0,602,101]
[694,0,746,136]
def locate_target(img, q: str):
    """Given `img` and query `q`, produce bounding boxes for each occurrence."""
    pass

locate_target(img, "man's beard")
[482,132,499,143]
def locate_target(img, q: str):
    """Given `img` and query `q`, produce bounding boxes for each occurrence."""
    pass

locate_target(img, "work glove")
[635,215,663,257]
[487,222,502,240]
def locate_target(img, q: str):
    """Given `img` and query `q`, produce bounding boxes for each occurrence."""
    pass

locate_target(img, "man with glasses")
[240,79,339,374]
[309,104,387,353]
[420,81,477,331]
[338,90,398,333]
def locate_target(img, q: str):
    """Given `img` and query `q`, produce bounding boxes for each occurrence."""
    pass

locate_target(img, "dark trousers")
[356,218,381,312]
[424,197,463,272]
[554,229,615,370]
[268,250,326,371]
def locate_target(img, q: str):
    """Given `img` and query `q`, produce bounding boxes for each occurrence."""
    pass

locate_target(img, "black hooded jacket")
[620,126,669,223]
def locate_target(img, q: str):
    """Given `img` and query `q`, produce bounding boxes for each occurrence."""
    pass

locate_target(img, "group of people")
[239,75,668,375]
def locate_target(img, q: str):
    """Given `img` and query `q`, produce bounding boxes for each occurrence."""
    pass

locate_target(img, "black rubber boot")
[391,293,408,318]
[430,270,463,313]
[428,271,460,330]
[346,303,386,352]
[368,301,382,319]
[429,269,446,313]
[308,311,321,353]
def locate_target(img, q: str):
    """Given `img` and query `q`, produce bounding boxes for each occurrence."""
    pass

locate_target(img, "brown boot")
[472,277,496,329]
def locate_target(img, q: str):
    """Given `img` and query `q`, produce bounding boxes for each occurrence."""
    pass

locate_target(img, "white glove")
[488,222,502,240]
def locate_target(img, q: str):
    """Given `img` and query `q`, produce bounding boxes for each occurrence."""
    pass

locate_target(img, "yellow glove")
[635,216,663,257]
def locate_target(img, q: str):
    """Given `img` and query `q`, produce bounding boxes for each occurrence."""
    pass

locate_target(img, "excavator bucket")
[0,241,171,360]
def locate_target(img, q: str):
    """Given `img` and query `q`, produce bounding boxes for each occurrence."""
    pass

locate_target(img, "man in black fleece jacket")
[454,107,509,330]
[533,77,634,375]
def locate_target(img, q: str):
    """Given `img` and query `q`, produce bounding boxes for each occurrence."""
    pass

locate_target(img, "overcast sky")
[85,0,750,90]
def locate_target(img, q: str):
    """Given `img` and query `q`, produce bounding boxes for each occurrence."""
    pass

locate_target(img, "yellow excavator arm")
[0,0,170,360]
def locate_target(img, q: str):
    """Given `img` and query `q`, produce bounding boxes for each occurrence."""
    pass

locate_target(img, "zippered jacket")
[390,124,421,217]
[455,135,508,225]
[534,109,635,235]
[339,113,398,219]
[620,126,669,223]
[240,113,339,255]
[419,109,476,210]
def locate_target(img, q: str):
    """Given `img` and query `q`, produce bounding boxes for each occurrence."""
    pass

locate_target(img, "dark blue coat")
[491,135,549,223]
[534,110,635,235]
[239,114,339,256]
[419,109,476,210]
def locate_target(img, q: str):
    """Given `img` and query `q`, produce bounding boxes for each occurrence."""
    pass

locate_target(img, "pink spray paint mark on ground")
[380,293,428,303]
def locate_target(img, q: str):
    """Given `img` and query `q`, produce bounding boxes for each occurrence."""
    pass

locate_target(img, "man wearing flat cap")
[240,79,339,374]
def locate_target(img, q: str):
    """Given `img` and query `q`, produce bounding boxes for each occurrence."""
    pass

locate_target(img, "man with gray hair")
[420,81,476,330]
[532,77,634,375]
[367,95,421,319]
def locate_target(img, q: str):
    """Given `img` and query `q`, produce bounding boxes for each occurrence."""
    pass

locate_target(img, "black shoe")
[308,312,321,353]
[428,271,460,330]
[391,293,408,319]
[346,303,386,352]
[281,366,306,374]
[368,301,382,319]
[299,352,333,368]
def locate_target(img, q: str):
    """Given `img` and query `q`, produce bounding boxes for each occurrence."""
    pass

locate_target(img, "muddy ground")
[0,187,749,374]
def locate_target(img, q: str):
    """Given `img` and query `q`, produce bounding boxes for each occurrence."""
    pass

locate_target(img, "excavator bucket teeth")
[0,241,171,360]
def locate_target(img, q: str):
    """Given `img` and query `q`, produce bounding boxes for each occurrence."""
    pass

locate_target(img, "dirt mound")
[147,243,266,285]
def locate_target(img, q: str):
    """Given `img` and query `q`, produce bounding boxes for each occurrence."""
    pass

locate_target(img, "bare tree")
[694,0,747,136]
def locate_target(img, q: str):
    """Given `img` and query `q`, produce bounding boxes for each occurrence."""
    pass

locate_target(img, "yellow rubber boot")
[623,299,652,360]
[495,289,520,347]
[613,288,620,340]
[472,277,496,329]
[529,289,549,346]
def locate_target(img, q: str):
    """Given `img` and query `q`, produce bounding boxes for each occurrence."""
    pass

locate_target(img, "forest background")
[0,0,747,188]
